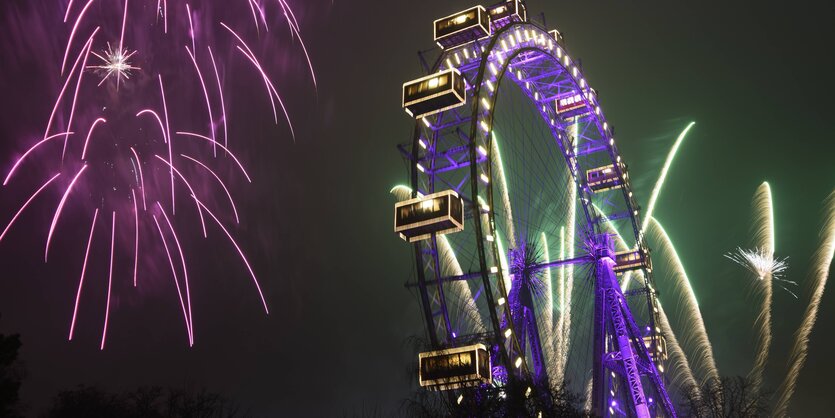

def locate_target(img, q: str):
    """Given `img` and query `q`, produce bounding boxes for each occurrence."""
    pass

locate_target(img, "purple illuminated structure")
[395,1,676,416]
[590,234,673,417]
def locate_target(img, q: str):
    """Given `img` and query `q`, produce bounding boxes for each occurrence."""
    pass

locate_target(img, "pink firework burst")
[0,0,317,348]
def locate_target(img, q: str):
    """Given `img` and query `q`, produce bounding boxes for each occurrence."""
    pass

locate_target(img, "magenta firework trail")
[0,0,316,348]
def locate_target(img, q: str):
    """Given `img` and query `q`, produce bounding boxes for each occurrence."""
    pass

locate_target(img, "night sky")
[0,0,833,416]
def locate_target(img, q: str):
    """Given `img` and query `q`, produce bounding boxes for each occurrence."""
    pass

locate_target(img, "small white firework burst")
[725,247,797,298]
[87,42,140,88]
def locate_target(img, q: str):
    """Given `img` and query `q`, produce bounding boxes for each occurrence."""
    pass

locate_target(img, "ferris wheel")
[392,1,675,416]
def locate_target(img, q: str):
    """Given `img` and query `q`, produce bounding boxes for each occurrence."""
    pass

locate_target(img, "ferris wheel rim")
[410,21,650,312]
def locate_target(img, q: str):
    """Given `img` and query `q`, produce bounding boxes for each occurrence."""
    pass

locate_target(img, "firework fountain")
[637,128,830,416]
[656,303,699,392]
[492,133,517,249]
[554,122,577,390]
[722,182,796,396]
[0,0,316,347]
[648,217,720,386]
[641,121,695,234]
[749,182,772,392]
[539,231,556,388]
[774,191,835,417]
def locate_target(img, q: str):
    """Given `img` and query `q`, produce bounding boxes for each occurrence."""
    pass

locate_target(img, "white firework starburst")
[87,42,140,88]
[725,247,797,298]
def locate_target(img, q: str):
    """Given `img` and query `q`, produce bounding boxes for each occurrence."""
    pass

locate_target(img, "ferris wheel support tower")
[591,234,674,417]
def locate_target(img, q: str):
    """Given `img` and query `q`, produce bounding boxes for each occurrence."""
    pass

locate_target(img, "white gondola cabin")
[402,69,467,119]
[434,6,490,49]
[613,248,651,275]
[487,0,526,30]
[555,90,590,119]
[394,190,464,243]
[419,344,491,391]
[586,164,624,192]
[643,334,669,362]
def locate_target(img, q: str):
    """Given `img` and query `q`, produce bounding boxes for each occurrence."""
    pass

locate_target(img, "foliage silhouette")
[42,385,248,418]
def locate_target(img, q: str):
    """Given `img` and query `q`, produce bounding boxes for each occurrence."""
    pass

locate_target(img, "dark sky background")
[0,0,834,416]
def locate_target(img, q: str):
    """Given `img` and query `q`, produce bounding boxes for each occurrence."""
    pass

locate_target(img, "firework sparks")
[87,42,141,87]
[45,164,88,262]
[554,126,577,389]
[439,235,485,335]
[540,231,556,389]
[553,225,566,385]
[492,133,516,249]
[724,247,787,280]
[774,191,835,417]
[657,303,699,394]
[747,181,776,395]
[0,0,316,347]
[87,0,137,88]
[0,174,61,244]
[724,247,796,298]
[99,211,116,350]
[69,208,98,341]
[152,213,192,343]
[389,185,412,202]
[641,121,695,234]
[649,217,720,386]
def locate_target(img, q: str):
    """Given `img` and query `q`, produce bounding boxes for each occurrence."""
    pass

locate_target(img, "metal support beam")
[592,234,652,418]
[406,253,592,288]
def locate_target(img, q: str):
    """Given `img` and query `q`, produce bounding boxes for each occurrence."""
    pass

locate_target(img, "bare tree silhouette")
[681,376,770,418]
